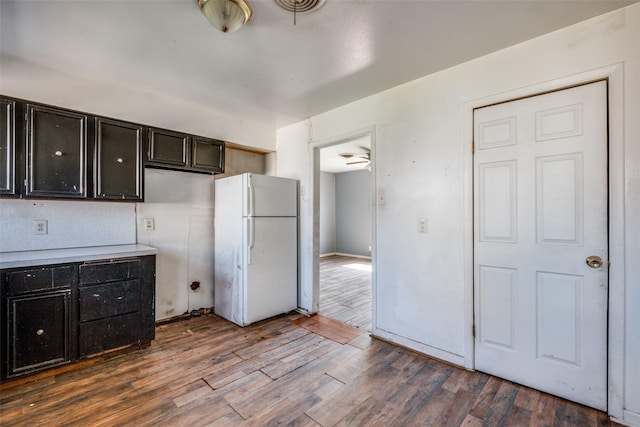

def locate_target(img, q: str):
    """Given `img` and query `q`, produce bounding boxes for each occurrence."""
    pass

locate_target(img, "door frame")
[462,64,625,417]
[307,125,377,331]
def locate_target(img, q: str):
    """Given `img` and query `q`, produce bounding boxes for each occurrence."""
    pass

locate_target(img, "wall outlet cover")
[34,220,48,235]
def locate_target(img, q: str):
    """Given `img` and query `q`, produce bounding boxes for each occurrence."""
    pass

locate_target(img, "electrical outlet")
[34,220,48,235]
[418,218,428,233]
[144,218,155,231]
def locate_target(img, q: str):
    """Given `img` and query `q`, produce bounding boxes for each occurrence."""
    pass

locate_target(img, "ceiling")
[0,1,636,129]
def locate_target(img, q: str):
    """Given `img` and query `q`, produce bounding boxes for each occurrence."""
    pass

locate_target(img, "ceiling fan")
[339,148,371,166]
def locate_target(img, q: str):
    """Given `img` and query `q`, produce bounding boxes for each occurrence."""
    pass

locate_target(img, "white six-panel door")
[473,81,609,410]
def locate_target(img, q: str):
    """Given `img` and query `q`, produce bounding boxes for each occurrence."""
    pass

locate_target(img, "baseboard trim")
[320,252,371,260]
[155,307,214,325]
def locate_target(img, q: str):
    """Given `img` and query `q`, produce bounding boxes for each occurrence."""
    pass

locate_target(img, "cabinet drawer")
[79,279,140,322]
[79,259,140,285]
[6,266,73,295]
[79,312,142,357]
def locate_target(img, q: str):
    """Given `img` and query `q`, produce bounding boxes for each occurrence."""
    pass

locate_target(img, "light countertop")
[0,244,158,269]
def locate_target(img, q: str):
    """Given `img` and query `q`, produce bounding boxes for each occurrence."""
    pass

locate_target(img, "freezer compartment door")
[243,174,297,217]
[244,217,297,325]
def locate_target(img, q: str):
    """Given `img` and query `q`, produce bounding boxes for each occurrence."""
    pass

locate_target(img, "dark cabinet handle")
[36,329,44,336]
[93,293,100,298]
[116,296,124,300]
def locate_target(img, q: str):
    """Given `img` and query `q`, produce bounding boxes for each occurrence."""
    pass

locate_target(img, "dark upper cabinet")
[26,104,87,198]
[191,136,224,173]
[0,97,225,201]
[147,128,224,174]
[147,128,189,168]
[0,98,16,196]
[95,118,143,201]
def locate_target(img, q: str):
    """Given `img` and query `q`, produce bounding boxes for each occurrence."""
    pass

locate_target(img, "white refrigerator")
[214,173,298,326]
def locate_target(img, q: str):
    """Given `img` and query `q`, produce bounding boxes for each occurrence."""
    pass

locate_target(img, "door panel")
[473,81,608,410]
[478,161,517,242]
[536,154,583,244]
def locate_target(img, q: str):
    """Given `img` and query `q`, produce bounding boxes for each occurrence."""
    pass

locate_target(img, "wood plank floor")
[319,255,371,331]
[0,313,618,426]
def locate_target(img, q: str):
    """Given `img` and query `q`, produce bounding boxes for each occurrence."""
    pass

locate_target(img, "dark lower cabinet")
[79,312,142,357]
[1,255,155,381]
[7,290,71,376]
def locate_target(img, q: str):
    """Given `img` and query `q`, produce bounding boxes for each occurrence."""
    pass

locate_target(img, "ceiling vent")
[274,0,326,14]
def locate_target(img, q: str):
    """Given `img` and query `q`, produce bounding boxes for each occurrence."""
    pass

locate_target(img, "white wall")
[335,170,371,257]
[136,169,215,320]
[319,172,336,255]
[0,199,135,252]
[0,58,276,152]
[275,4,640,424]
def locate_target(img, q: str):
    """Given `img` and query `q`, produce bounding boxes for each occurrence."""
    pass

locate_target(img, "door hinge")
[472,324,476,338]
[472,141,475,154]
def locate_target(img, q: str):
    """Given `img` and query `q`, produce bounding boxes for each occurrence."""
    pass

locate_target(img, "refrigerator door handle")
[247,216,255,265]
[247,176,255,217]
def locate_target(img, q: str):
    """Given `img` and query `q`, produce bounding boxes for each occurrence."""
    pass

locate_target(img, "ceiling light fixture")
[198,0,252,33]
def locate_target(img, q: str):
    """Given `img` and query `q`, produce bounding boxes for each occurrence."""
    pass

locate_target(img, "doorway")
[312,132,375,332]
[473,81,609,410]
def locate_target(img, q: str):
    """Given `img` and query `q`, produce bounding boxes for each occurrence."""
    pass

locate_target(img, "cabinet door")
[95,118,143,201]
[26,105,87,198]
[148,128,189,168]
[191,136,225,173]
[7,290,71,377]
[0,98,16,196]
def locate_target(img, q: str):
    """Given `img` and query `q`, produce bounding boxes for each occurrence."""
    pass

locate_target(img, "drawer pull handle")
[54,150,63,156]
[36,329,44,336]
[26,274,33,278]
[116,157,124,163]
[116,296,124,300]
[93,293,100,298]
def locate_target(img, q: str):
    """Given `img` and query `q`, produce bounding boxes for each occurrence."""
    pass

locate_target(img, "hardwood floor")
[0,313,618,426]
[319,255,371,331]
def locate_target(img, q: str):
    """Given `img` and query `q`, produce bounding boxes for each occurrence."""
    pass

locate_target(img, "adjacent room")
[318,137,372,330]
[1,1,639,425]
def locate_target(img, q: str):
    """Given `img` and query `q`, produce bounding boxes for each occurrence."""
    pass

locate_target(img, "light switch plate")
[144,218,155,231]
[418,218,428,233]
